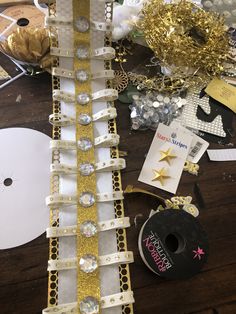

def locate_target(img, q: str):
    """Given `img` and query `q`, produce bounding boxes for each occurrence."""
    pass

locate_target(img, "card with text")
[138,124,193,194]
[171,121,209,163]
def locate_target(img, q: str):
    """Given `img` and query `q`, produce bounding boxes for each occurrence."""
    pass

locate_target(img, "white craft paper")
[0,128,50,249]
[207,149,236,161]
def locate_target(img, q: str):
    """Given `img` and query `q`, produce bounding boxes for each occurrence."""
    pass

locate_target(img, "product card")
[205,78,236,113]
[0,53,26,90]
[171,121,209,163]
[138,124,192,194]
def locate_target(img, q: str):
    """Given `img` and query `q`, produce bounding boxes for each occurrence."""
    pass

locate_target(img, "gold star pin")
[159,147,176,165]
[152,168,170,186]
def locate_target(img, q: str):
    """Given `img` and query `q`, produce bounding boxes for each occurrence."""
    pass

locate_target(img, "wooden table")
[0,51,236,314]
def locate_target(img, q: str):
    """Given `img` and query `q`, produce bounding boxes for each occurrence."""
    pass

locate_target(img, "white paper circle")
[0,128,50,249]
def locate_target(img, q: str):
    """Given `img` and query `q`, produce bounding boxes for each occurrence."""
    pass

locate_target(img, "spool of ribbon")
[138,209,209,279]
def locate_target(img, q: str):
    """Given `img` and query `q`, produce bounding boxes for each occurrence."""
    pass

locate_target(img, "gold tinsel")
[138,0,230,77]
[0,28,51,70]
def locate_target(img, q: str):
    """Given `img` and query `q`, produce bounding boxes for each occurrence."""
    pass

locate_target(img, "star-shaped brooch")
[193,246,205,260]
[152,167,170,186]
[159,147,176,165]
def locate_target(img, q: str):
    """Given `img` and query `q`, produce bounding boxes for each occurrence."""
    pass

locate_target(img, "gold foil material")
[0,28,51,68]
[73,0,101,310]
[138,0,230,78]
[0,66,10,80]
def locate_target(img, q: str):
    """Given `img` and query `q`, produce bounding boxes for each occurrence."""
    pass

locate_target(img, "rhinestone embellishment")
[79,297,99,314]
[80,220,97,237]
[76,45,89,60]
[79,163,95,176]
[78,137,92,151]
[76,69,89,83]
[79,254,98,273]
[79,192,95,207]
[75,16,90,32]
[77,93,90,105]
[78,114,92,126]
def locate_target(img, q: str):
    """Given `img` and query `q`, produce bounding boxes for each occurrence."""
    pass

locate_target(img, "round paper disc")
[0,128,50,249]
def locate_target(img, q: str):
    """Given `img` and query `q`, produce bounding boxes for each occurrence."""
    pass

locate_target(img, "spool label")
[143,230,173,272]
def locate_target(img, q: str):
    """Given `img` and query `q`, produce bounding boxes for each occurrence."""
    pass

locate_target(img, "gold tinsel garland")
[138,0,230,77]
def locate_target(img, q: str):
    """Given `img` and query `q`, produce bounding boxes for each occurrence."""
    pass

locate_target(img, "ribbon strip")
[42,291,135,313]
[50,46,115,60]
[49,108,117,126]
[50,134,120,151]
[52,67,114,80]
[46,191,124,208]
[50,158,126,174]
[53,89,118,103]
[47,251,134,271]
[46,217,130,237]
[46,17,112,32]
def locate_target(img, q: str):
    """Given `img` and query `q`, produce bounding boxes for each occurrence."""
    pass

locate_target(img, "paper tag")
[205,78,236,113]
[171,121,209,163]
[138,124,192,194]
[207,149,236,161]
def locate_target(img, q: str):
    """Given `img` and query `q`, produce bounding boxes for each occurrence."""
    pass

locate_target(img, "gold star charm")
[159,147,176,165]
[152,168,170,186]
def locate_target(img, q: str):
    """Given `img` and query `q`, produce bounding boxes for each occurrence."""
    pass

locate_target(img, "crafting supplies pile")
[111,0,235,144]
[110,0,236,282]
[1,1,235,312]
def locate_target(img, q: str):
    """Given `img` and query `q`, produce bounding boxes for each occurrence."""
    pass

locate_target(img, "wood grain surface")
[0,51,235,314]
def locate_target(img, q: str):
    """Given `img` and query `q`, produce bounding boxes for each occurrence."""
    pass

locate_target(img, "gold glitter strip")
[73,0,101,309]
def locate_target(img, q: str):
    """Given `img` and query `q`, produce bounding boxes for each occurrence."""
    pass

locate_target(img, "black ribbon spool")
[138,209,208,280]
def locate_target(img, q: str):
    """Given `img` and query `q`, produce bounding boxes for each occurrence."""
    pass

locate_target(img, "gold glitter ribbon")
[73,0,101,309]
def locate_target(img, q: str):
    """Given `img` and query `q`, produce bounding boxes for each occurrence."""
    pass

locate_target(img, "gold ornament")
[0,28,51,71]
[138,0,230,78]
[184,160,199,175]
[128,71,187,93]
[124,185,199,217]
[152,168,170,185]
[113,70,129,93]
[159,148,176,165]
